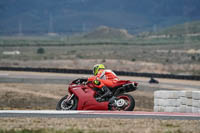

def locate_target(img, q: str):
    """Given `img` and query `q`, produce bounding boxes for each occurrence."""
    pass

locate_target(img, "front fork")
[66,94,74,102]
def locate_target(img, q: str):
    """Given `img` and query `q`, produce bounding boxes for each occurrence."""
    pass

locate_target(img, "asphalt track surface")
[0,71,200,90]
[0,110,200,120]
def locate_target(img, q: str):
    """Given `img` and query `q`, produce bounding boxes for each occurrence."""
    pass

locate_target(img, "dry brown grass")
[0,83,66,110]
[1,59,200,75]
[0,118,200,133]
[1,44,200,75]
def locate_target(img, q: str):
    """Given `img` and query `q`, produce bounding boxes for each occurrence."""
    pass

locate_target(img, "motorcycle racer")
[88,64,119,100]
[57,64,138,111]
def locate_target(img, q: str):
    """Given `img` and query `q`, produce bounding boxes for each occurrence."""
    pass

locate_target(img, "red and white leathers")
[88,69,119,89]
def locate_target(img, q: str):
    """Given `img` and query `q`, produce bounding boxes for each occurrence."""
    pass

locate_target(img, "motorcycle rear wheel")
[56,95,78,110]
[111,94,135,111]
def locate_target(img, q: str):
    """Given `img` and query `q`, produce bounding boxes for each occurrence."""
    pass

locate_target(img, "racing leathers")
[88,69,119,99]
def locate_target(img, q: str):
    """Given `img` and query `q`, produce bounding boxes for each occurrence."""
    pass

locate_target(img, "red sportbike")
[56,78,138,111]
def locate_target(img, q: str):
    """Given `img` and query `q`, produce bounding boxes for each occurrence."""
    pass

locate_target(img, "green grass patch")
[0,35,199,47]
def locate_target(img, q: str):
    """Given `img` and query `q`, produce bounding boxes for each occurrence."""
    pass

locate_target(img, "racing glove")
[93,79,101,85]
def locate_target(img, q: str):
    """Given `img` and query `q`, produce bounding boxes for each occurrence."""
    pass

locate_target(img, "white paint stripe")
[0,110,199,117]
[80,111,200,117]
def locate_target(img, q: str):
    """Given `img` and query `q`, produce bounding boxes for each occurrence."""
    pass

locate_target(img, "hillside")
[151,21,200,36]
[140,20,200,43]
[82,26,133,40]
[0,0,200,35]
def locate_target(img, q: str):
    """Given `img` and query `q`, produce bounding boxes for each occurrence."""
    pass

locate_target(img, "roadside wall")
[154,91,200,113]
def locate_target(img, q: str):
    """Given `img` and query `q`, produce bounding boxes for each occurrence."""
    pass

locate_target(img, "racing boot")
[108,96,117,110]
[96,86,112,102]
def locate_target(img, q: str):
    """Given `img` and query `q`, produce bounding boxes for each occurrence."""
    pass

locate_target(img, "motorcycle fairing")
[69,84,108,110]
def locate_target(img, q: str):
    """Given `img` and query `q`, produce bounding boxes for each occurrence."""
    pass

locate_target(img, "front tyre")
[56,95,78,110]
[111,94,135,111]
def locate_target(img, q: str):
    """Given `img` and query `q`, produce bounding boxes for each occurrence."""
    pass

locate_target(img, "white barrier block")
[179,91,186,97]
[164,107,178,112]
[177,99,181,106]
[192,99,200,107]
[154,91,200,113]
[154,99,157,106]
[180,97,187,105]
[164,99,179,107]
[156,99,179,107]
[186,98,193,106]
[185,91,193,98]
[192,107,199,113]
[154,91,163,99]
[192,91,200,100]
[154,91,167,99]
[186,106,192,113]
[154,91,180,99]
[156,99,166,106]
[164,91,180,99]
[154,106,159,112]
[176,107,180,112]
[155,106,165,112]
[157,99,165,106]
[179,105,187,113]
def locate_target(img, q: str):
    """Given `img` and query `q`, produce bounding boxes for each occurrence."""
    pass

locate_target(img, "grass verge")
[0,118,200,133]
[0,128,108,133]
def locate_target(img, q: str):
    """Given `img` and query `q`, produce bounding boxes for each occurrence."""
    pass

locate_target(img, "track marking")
[0,110,200,117]
[80,111,200,117]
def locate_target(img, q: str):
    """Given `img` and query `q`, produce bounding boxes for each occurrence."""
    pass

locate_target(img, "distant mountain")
[0,0,200,35]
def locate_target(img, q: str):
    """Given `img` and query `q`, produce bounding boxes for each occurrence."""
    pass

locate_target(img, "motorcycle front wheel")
[56,95,78,110]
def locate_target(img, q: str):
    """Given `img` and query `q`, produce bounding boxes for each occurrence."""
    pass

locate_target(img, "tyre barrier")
[0,67,200,80]
[154,91,200,113]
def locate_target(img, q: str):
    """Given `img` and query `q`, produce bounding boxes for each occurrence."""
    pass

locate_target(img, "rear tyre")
[56,95,78,110]
[111,94,135,111]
